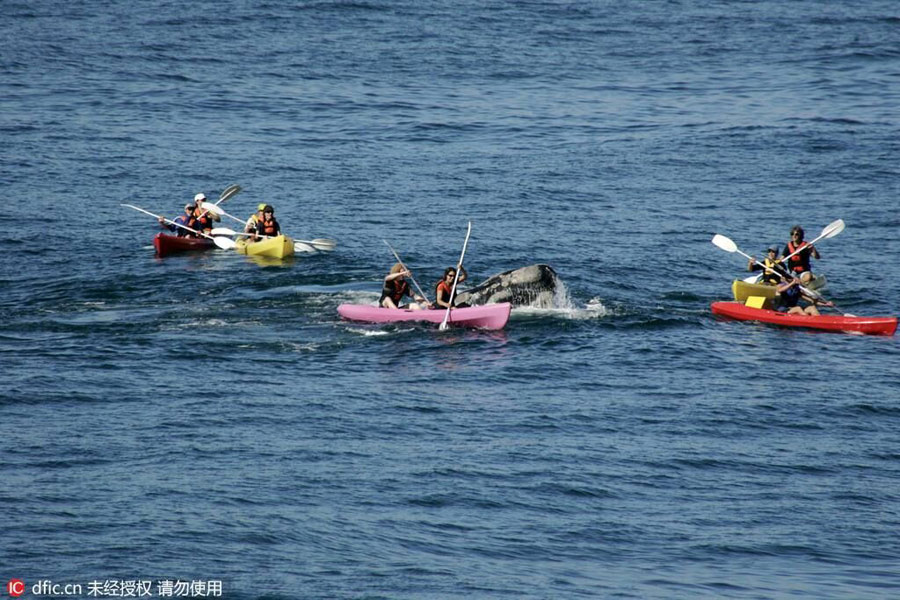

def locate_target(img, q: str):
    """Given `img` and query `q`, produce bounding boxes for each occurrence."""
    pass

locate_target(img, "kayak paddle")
[208,225,336,252]
[712,233,851,316]
[778,219,844,268]
[383,239,431,306]
[121,204,235,250]
[216,184,242,206]
[440,221,472,331]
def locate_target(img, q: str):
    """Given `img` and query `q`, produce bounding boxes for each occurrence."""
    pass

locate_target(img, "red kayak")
[711,302,897,336]
[338,303,511,330]
[153,232,216,257]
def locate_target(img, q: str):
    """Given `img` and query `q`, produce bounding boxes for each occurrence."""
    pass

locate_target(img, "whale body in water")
[455,264,560,308]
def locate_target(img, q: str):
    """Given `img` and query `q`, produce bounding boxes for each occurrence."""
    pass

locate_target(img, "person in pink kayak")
[434,265,469,310]
[380,263,428,310]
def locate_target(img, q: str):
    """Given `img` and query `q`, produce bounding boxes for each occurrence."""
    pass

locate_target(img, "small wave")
[512,297,611,320]
[345,327,392,337]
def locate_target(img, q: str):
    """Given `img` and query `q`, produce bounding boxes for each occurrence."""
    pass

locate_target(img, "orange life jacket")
[435,280,454,305]
[786,241,811,273]
[258,218,278,236]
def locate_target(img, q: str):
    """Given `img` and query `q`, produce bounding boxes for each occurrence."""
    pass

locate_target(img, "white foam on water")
[345,327,395,337]
[510,279,612,320]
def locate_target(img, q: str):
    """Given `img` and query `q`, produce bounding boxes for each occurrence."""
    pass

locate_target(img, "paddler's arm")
[384,269,410,282]
[776,279,797,294]
[457,265,468,283]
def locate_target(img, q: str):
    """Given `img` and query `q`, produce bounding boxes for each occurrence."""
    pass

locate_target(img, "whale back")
[456,264,559,308]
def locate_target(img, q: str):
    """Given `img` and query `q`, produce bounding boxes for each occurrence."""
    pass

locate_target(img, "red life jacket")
[786,240,811,273]
[435,280,454,305]
[387,279,410,304]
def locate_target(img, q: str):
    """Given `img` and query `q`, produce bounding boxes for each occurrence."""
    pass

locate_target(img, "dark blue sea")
[3,1,900,598]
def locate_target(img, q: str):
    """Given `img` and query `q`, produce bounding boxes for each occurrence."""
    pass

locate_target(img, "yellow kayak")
[731,279,778,309]
[235,235,295,259]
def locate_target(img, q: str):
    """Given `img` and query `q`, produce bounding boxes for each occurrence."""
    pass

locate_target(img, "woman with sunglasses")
[783,225,820,275]
[434,265,470,310]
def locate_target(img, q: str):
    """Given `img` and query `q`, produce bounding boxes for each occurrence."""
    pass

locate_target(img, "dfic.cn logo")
[7,580,25,598]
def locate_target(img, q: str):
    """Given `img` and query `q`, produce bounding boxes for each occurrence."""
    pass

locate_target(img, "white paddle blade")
[210,227,238,236]
[711,234,737,253]
[294,242,316,253]
[821,219,845,239]
[201,202,225,216]
[312,238,336,251]
[213,236,236,250]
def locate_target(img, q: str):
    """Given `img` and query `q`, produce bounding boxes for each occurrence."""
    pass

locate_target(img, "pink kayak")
[711,302,897,336]
[338,303,511,330]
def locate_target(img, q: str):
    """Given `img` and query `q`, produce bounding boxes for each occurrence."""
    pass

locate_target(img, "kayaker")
[158,204,199,237]
[251,205,281,240]
[192,193,220,234]
[380,263,428,310]
[782,225,820,275]
[434,266,470,310]
[747,246,784,285]
[194,192,222,233]
[775,271,832,316]
[244,203,267,234]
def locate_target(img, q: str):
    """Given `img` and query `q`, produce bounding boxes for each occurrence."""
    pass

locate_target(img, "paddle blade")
[821,219,845,239]
[711,234,737,253]
[201,202,225,216]
[213,236,236,250]
[210,227,238,236]
[312,238,336,251]
[294,242,316,253]
[217,184,242,205]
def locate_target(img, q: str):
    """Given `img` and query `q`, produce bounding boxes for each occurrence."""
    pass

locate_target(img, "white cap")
[194,193,206,202]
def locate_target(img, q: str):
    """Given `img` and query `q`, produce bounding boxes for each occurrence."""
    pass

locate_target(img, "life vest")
[258,217,278,236]
[195,211,215,231]
[785,241,812,273]
[760,258,781,285]
[435,280,454,306]
[382,279,410,305]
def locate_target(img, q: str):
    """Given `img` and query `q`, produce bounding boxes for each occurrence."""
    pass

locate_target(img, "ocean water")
[2,1,900,598]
